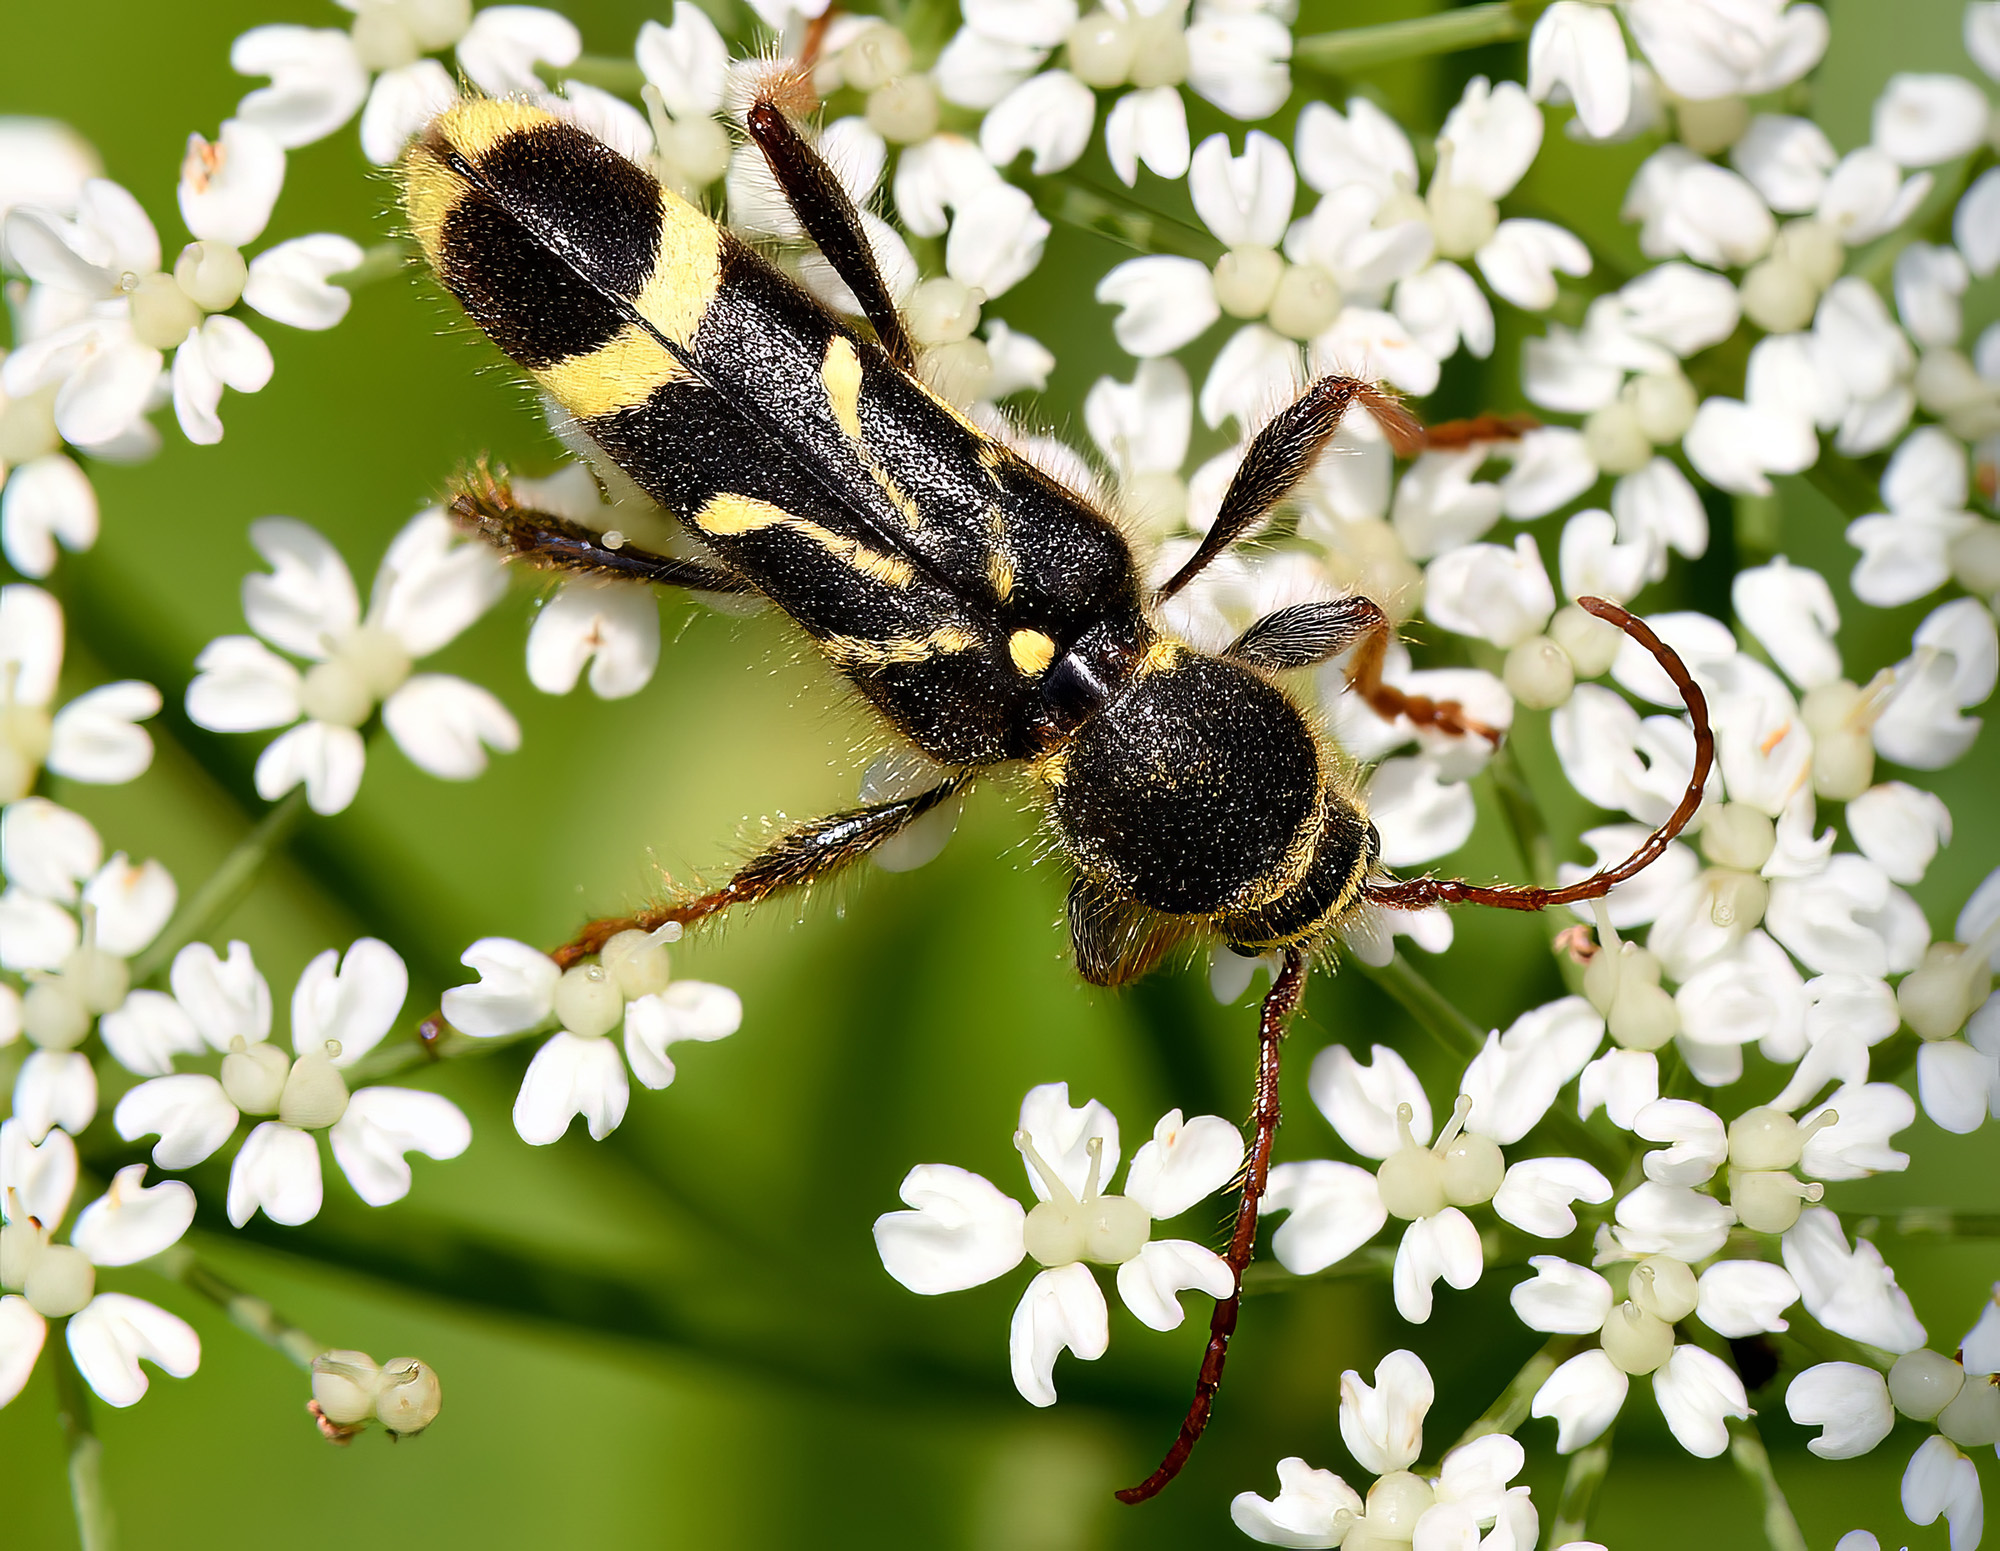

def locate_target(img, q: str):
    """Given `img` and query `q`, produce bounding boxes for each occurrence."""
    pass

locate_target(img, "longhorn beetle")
[401,84,1714,1502]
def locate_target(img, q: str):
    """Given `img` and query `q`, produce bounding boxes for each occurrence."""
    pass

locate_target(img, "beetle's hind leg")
[1117,946,1309,1504]
[449,469,754,595]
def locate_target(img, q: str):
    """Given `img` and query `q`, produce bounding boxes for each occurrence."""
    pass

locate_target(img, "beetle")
[400,83,1713,1500]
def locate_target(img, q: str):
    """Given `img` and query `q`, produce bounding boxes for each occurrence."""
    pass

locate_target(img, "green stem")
[52,1335,116,1551]
[130,787,309,985]
[1803,454,1885,520]
[1851,1208,2000,1241]
[1550,1434,1612,1543]
[1026,174,1222,261]
[1294,2,1540,74]
[1353,950,1486,1059]
[1727,1418,1808,1551]
[159,1248,322,1370]
[1449,1335,1577,1450]
[343,1020,539,1084]
[1485,739,1558,890]
[329,240,413,293]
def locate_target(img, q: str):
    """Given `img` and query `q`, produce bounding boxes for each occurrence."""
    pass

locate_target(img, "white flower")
[1786,1361,1896,1458]
[185,512,515,814]
[1528,2,1632,140]
[874,1084,1241,1406]
[1626,146,1775,269]
[440,929,740,1144]
[112,939,470,1224]
[1235,1351,1535,1549]
[1873,74,1992,168]
[0,1123,199,1409]
[1847,428,1980,608]
[0,585,158,804]
[1782,1206,1926,1353]
[1904,1435,1985,1551]
[1625,0,1828,100]
[1267,1038,1608,1321]
[231,5,579,164]
[1873,597,1995,770]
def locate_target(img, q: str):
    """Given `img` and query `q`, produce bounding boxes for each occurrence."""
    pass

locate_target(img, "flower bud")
[1951,522,2000,596]
[601,929,672,1001]
[1363,1471,1436,1537]
[1706,868,1767,934]
[1067,11,1136,87]
[23,1243,96,1318]
[1586,942,1680,1051]
[866,76,939,144]
[1601,1300,1675,1374]
[1898,942,1994,1040]
[904,277,981,346]
[1583,400,1651,476]
[1628,1255,1698,1324]
[1701,803,1775,872]
[174,240,247,312]
[1439,1131,1505,1207]
[1,1221,47,1290]
[1267,263,1342,340]
[1890,1348,1966,1421]
[222,1037,292,1114]
[127,271,201,351]
[312,1349,381,1426]
[839,21,911,91]
[1550,603,1623,678]
[22,981,90,1051]
[1938,1374,2000,1449]
[1727,1106,1802,1171]
[1213,246,1283,320]
[1773,218,1843,291]
[279,1045,350,1129]
[1630,371,1698,445]
[1376,1142,1447,1221]
[1127,12,1189,88]
[1427,184,1498,260]
[1801,681,1876,800]
[375,1357,444,1436]
[1728,1167,1821,1233]
[1503,635,1575,709]
[1740,259,1818,334]
[1675,95,1749,155]
[553,963,623,1039]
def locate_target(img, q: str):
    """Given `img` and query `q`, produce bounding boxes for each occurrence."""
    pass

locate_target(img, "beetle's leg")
[1343,609,1503,744]
[1118,945,1308,1504]
[546,775,969,968]
[1157,376,1424,602]
[744,97,918,372]
[1419,412,1540,450]
[449,475,754,595]
[1363,599,1714,913]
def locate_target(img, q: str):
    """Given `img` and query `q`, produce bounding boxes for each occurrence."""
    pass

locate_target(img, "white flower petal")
[294,937,407,1066]
[1652,1344,1749,1458]
[47,681,159,786]
[1695,1260,1799,1338]
[230,25,369,149]
[185,634,303,732]
[1533,1348,1629,1453]
[1611,1181,1734,1262]
[0,1296,47,1408]
[383,674,519,781]
[254,720,367,814]
[513,1031,628,1144]
[1,795,99,901]
[636,4,729,119]
[1264,1160,1389,1274]
[171,315,272,445]
[99,990,204,1079]
[360,60,461,167]
[874,1163,1027,1296]
[1017,1081,1120,1202]
[1123,1109,1243,1219]
[0,1116,78,1227]
[113,1075,239,1172]
[242,516,359,660]
[1786,1362,1895,1459]
[1528,2,1631,139]
[1492,1156,1612,1238]
[242,233,363,330]
[2,454,99,578]
[1577,1048,1659,1130]
[1104,85,1190,187]
[178,120,284,247]
[1340,1347,1435,1474]
[1510,1256,1614,1334]
[455,5,581,97]
[226,1120,323,1227]
[12,1050,96,1142]
[1365,757,1475,868]
[621,980,741,1089]
[66,1292,198,1407]
[1231,1456,1363,1550]
[1782,1206,1926,1353]
[526,579,661,698]
[1903,1436,1985,1548]
[1874,73,1992,168]
[1096,254,1218,358]
[1634,1098,1728,1186]
[441,937,559,1037]
[328,1086,471,1206]
[169,939,271,1049]
[1308,1043,1431,1160]
[981,71,1095,176]
[1008,1262,1107,1407]
[1115,1238,1234,1331]
[1391,1207,1484,1323]
[368,509,509,656]
[70,1165,195,1266]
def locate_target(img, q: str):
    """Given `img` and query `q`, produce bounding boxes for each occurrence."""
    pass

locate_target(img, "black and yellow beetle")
[400,82,1712,1500]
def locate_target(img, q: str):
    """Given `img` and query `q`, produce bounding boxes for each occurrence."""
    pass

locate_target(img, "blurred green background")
[4,1,1997,1546]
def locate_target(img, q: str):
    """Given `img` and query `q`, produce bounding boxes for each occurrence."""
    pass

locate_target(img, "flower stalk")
[1727,1418,1809,1551]
[130,786,308,985]
[1294,2,1542,74]
[52,1337,116,1551]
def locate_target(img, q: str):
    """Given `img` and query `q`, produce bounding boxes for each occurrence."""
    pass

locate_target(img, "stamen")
[1433,1092,1473,1153]
[1798,1108,1840,1141]
[1013,1130,1077,1205]
[1081,1135,1105,1201]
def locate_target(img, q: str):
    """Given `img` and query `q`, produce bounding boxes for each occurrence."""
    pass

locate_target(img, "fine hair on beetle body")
[401,84,1715,1503]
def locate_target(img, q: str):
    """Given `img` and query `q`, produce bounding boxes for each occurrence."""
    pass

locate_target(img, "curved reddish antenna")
[1363,597,1713,913]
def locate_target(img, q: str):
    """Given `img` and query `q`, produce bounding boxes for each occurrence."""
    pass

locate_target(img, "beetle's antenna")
[1116,945,1309,1505]
[1361,598,1714,913]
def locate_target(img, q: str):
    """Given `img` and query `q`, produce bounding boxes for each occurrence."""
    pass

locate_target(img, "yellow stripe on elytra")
[692,494,915,588]
[632,189,722,352]
[822,337,864,442]
[401,99,562,268]
[534,320,686,419]
[821,626,982,668]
